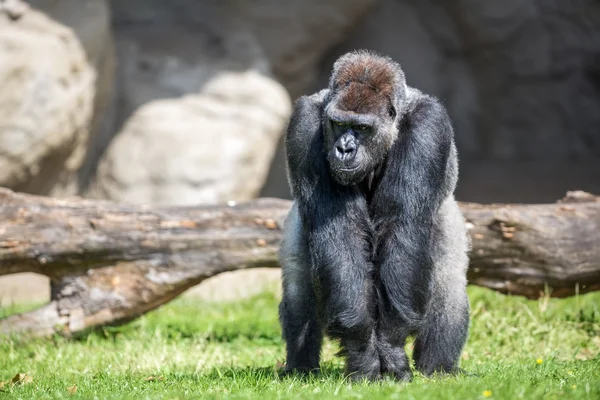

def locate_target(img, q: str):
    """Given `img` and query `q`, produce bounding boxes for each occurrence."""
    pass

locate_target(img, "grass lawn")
[0,286,599,399]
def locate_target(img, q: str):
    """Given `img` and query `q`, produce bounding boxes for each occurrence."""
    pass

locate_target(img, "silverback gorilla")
[278,50,470,382]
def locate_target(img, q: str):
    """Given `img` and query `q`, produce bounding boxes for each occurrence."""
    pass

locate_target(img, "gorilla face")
[325,106,397,186]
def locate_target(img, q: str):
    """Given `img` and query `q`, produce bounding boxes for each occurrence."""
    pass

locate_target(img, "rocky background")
[1,0,600,304]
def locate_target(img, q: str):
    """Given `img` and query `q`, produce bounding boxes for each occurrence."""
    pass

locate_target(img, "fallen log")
[0,188,598,337]
[465,190,600,299]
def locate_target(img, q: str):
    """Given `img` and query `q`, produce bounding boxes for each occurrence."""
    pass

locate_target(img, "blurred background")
[1,0,600,304]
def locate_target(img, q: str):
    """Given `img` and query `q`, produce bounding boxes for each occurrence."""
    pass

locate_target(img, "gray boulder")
[91,70,291,205]
[0,7,95,196]
[29,0,117,191]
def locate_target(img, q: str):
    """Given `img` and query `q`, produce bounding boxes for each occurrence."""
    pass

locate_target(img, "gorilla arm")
[372,93,456,333]
[284,91,376,339]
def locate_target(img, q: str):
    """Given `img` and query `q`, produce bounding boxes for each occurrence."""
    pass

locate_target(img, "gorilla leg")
[280,204,380,379]
[319,253,380,380]
[318,242,380,380]
[375,226,432,382]
[279,205,322,373]
[373,276,417,382]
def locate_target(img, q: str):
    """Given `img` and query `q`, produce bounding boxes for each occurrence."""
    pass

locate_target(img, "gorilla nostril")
[336,145,356,160]
[337,145,354,154]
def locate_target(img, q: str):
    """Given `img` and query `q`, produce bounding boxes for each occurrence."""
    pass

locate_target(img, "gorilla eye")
[355,124,370,132]
[332,120,345,127]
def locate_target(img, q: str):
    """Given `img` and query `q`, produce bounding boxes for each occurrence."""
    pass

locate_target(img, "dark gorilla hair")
[279,50,470,382]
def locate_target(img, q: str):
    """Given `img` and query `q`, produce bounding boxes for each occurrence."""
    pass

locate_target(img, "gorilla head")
[323,51,407,186]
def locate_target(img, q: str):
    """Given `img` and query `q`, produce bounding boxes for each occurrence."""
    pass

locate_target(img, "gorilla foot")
[345,352,382,382]
[377,341,413,382]
[389,368,413,382]
[380,365,412,382]
[278,366,320,379]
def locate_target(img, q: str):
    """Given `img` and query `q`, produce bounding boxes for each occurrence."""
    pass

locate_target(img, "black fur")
[279,50,470,381]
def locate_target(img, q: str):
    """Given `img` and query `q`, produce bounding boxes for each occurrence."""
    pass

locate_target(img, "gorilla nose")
[335,136,357,160]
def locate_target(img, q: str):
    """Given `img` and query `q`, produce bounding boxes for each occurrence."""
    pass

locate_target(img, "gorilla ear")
[389,105,397,119]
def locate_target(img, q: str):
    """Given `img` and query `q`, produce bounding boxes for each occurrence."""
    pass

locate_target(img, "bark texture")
[0,188,598,337]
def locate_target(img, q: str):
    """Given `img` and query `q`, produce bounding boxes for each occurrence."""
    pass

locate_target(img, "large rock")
[91,8,282,205]
[91,70,291,205]
[0,7,95,195]
[28,0,117,192]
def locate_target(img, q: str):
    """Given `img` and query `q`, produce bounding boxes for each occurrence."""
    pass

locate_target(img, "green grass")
[1,286,599,399]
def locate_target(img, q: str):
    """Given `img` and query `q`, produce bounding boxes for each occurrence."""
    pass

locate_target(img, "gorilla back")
[279,50,470,382]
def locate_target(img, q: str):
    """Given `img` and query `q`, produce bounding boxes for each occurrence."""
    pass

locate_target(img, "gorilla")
[278,50,470,382]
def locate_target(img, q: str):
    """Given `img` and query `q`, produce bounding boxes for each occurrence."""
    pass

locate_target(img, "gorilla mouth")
[338,166,360,172]
[331,164,366,186]
[327,155,361,173]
